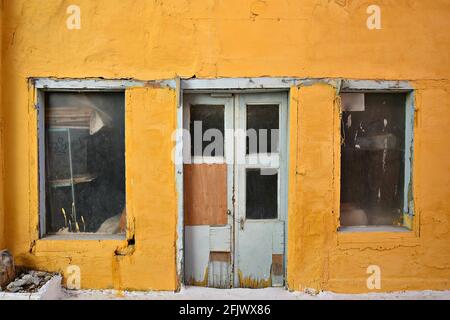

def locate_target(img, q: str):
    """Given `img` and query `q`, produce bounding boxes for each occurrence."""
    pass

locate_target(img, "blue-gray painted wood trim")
[37,91,46,238]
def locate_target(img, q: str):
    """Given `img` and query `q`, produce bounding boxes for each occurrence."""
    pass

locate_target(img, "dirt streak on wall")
[1,0,449,291]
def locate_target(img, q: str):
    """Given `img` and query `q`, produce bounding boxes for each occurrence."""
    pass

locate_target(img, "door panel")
[210,225,232,252]
[184,225,210,286]
[208,251,231,288]
[184,225,232,288]
[236,221,285,287]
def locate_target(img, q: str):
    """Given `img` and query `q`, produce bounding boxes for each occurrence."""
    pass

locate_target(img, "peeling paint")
[238,270,271,289]
[186,267,209,287]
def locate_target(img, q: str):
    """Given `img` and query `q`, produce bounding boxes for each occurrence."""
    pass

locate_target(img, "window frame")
[36,85,128,239]
[338,81,415,233]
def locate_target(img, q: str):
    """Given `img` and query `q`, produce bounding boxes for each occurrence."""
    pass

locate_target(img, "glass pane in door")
[190,105,225,157]
[246,169,278,219]
[246,105,279,154]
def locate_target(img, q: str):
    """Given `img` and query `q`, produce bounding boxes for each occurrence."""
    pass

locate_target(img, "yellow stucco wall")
[1,0,449,292]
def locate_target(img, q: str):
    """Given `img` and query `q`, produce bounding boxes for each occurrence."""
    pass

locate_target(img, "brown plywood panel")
[272,254,283,276]
[184,164,227,226]
[210,252,231,263]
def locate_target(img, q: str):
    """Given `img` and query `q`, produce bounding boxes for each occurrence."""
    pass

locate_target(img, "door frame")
[180,89,290,288]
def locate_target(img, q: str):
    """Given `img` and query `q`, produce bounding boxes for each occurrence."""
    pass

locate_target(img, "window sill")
[338,225,410,233]
[41,233,126,241]
[33,234,128,255]
[337,225,419,247]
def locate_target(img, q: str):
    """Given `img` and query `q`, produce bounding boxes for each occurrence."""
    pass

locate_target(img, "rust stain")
[186,267,209,287]
[271,254,283,276]
[111,256,123,291]
[238,270,271,289]
[210,252,230,263]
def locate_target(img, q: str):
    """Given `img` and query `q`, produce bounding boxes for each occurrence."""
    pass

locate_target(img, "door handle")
[240,218,245,230]
[227,209,232,216]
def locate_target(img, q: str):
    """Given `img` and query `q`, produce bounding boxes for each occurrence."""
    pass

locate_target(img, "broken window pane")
[44,92,126,235]
[190,105,225,157]
[246,169,278,219]
[340,93,406,227]
[247,105,279,154]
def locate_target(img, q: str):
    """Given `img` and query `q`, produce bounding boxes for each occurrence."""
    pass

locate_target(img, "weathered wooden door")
[183,93,234,288]
[184,92,288,288]
[234,93,288,288]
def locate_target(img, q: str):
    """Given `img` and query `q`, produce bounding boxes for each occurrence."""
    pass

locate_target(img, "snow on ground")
[64,286,450,300]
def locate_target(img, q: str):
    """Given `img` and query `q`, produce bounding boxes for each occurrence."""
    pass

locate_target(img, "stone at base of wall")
[0,250,15,288]
[0,275,62,300]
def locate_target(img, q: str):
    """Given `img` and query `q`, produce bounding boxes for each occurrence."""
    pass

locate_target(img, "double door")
[184,92,288,288]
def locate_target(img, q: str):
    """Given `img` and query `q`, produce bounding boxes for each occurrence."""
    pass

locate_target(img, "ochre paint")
[0,0,449,292]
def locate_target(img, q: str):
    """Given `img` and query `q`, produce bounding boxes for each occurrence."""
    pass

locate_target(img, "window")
[340,92,411,228]
[42,92,126,236]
